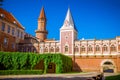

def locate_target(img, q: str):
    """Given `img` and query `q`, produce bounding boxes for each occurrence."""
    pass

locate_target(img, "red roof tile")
[0,8,24,30]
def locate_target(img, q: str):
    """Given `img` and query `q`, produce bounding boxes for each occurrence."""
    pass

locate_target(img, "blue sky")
[2,0,120,40]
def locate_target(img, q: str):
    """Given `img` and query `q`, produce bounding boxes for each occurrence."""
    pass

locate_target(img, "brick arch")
[100,59,116,73]
[101,59,115,66]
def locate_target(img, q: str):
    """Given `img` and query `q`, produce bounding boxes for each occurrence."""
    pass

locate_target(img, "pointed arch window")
[50,47,54,52]
[44,47,48,52]
[88,45,93,52]
[65,46,69,53]
[55,47,59,52]
[96,45,100,52]
[81,46,86,53]
[110,45,116,52]
[75,46,79,53]
[103,45,108,52]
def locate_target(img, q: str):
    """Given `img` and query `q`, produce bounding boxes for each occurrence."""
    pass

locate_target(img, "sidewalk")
[0,72,119,79]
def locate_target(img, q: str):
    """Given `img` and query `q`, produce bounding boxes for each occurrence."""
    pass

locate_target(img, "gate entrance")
[47,63,56,73]
[102,61,114,73]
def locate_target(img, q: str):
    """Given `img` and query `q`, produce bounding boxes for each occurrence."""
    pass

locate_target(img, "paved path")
[0,72,119,80]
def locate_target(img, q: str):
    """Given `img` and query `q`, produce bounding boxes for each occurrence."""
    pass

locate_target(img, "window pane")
[17,29,20,37]
[1,22,5,31]
[96,45,100,52]
[65,46,68,52]
[12,28,15,35]
[4,38,8,47]
[7,25,10,33]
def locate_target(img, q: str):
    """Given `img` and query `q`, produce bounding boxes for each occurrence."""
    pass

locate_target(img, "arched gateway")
[47,63,56,73]
[101,59,116,73]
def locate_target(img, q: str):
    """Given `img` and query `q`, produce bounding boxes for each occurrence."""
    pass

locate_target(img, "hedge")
[0,52,72,73]
[0,70,43,75]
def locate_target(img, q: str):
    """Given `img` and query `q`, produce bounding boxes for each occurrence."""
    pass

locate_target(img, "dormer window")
[0,14,5,18]
[13,21,16,24]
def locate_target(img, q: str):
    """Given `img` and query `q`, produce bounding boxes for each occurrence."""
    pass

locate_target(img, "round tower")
[35,7,48,42]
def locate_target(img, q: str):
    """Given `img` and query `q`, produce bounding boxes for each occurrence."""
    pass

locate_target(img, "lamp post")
[73,43,75,71]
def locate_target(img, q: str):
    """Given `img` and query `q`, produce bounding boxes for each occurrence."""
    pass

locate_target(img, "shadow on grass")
[105,74,120,80]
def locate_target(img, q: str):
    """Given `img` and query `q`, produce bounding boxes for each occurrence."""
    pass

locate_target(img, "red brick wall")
[0,31,16,52]
[117,56,120,72]
[61,31,73,54]
[73,56,119,72]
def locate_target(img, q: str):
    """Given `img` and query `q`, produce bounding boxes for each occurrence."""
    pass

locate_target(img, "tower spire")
[60,8,77,31]
[39,6,46,19]
[64,8,74,26]
[35,7,48,42]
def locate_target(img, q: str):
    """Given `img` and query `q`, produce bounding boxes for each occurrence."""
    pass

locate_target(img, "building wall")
[0,31,16,51]
[73,56,118,72]
[0,18,24,52]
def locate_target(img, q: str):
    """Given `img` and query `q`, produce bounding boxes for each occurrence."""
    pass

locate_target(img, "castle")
[0,7,120,73]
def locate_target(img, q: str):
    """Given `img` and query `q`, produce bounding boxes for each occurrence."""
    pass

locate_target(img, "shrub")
[0,52,72,73]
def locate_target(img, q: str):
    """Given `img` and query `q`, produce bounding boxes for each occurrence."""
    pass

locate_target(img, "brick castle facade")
[0,7,120,73]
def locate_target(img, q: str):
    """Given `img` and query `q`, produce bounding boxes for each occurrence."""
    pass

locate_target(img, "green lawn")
[105,74,120,80]
[0,70,43,75]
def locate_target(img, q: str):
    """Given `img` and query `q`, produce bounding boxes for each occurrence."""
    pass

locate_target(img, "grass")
[105,74,120,80]
[0,70,43,75]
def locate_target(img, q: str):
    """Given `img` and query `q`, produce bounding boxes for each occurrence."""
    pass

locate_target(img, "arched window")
[110,45,116,52]
[44,47,48,52]
[75,46,79,53]
[88,45,93,52]
[55,47,59,52]
[103,45,108,52]
[81,46,85,53]
[50,47,54,52]
[65,46,68,53]
[96,45,100,52]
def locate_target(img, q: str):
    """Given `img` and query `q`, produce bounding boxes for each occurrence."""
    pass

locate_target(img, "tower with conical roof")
[60,8,77,55]
[35,7,48,42]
